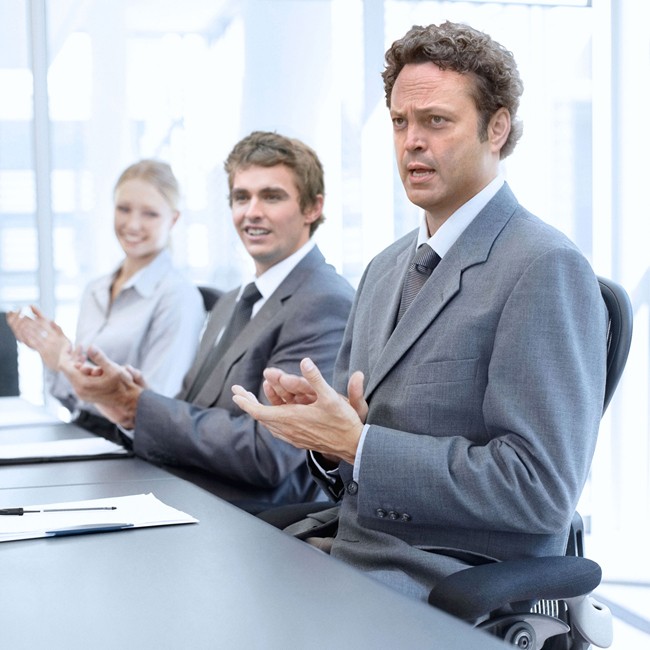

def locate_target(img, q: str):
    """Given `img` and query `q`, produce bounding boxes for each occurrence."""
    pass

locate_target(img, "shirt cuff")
[308,450,339,485]
[353,424,370,482]
[118,424,135,440]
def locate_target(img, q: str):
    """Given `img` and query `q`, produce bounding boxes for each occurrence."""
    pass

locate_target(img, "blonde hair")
[114,160,180,210]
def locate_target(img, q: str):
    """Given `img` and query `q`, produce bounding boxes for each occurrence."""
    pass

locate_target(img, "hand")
[232,358,365,465]
[125,365,148,389]
[262,367,317,405]
[6,306,71,371]
[59,345,144,428]
[263,366,368,422]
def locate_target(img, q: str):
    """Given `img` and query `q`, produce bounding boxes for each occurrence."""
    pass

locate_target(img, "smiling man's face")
[230,164,322,276]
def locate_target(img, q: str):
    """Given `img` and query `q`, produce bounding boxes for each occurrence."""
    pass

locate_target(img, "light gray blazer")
[314,184,607,596]
[133,246,354,508]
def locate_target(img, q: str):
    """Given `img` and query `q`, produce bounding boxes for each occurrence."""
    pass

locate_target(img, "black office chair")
[198,285,223,312]
[427,276,633,649]
[0,312,20,396]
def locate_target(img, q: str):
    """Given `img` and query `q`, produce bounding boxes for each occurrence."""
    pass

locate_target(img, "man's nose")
[404,124,426,151]
[245,196,263,217]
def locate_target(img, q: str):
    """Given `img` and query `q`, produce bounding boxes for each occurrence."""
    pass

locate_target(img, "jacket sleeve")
[133,282,353,488]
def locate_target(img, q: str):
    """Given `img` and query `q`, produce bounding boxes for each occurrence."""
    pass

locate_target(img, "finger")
[262,367,286,384]
[126,365,146,387]
[263,368,299,396]
[30,305,46,319]
[262,369,296,403]
[231,384,260,405]
[348,371,368,422]
[262,379,286,406]
[299,357,334,399]
[277,372,315,397]
[75,364,96,376]
[232,386,264,416]
[85,345,112,369]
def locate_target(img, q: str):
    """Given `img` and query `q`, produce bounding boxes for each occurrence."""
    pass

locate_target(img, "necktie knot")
[240,282,262,305]
[411,243,439,275]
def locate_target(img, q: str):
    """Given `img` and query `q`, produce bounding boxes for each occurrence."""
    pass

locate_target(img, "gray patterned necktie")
[185,282,261,401]
[396,243,441,323]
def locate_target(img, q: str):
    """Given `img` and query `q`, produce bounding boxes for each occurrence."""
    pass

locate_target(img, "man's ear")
[489,107,511,153]
[303,194,324,225]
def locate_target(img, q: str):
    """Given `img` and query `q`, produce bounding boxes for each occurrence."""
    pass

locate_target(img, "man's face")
[390,62,505,232]
[230,164,322,276]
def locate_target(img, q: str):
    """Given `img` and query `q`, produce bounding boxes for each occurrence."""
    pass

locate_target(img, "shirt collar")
[243,239,316,300]
[417,175,505,256]
[119,249,173,297]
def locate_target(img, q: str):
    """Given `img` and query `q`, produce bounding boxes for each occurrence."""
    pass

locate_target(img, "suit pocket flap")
[407,358,478,386]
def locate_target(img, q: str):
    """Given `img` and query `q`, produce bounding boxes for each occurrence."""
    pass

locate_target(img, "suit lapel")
[364,184,518,400]
[192,246,324,406]
[177,290,236,401]
[365,240,413,365]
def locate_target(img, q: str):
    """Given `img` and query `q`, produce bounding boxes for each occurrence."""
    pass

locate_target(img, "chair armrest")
[427,556,602,621]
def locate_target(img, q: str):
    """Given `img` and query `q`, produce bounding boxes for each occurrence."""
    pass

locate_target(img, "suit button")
[346,481,358,495]
[375,508,386,518]
[401,513,412,523]
[388,511,399,520]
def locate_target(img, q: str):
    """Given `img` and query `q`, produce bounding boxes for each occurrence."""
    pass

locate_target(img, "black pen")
[0,507,117,516]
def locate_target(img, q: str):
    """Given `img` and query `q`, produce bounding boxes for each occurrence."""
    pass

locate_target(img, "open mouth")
[406,161,436,182]
[244,226,271,237]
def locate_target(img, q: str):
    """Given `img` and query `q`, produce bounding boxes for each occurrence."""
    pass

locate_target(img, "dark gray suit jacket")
[133,246,354,508]
[313,184,607,598]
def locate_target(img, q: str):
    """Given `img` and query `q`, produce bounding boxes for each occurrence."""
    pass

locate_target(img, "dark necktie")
[185,281,262,402]
[396,243,441,323]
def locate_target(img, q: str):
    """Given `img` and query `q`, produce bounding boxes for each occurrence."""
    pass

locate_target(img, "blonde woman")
[8,160,205,438]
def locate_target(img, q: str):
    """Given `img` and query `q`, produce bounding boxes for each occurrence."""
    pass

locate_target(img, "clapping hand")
[232,358,367,465]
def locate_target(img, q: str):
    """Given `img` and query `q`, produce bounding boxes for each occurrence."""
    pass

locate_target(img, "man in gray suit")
[62,131,354,511]
[233,23,607,599]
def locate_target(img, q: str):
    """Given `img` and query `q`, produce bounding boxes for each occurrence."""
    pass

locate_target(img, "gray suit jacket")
[134,246,354,508]
[313,184,607,597]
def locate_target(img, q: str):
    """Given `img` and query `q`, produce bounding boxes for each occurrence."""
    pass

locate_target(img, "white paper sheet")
[0,493,198,542]
[0,397,60,427]
[0,437,130,461]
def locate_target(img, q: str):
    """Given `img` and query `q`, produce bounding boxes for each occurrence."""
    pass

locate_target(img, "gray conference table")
[0,416,174,490]
[0,401,508,649]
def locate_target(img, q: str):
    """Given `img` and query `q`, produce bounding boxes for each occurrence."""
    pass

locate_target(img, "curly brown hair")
[224,131,325,235]
[382,21,523,159]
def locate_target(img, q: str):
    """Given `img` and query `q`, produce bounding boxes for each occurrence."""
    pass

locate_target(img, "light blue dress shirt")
[47,249,205,417]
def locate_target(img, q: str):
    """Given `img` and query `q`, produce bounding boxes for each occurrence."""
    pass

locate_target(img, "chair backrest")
[198,285,223,312]
[0,312,20,396]
[597,276,633,413]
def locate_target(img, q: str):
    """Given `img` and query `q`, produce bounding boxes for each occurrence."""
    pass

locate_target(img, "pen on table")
[0,507,117,516]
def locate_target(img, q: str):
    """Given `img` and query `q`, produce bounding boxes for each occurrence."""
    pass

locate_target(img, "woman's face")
[113,178,179,264]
